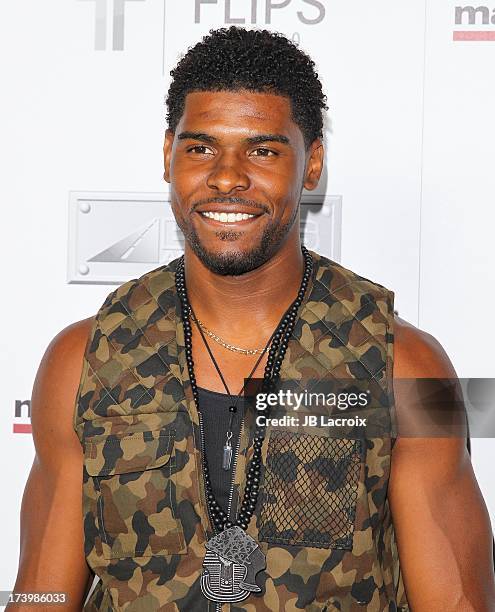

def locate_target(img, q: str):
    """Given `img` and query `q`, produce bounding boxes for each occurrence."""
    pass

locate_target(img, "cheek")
[170,160,206,202]
[256,165,304,217]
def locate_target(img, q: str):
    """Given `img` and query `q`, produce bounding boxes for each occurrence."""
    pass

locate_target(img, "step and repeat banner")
[1,0,494,592]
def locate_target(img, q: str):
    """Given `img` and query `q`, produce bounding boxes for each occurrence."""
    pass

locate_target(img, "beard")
[178,209,298,276]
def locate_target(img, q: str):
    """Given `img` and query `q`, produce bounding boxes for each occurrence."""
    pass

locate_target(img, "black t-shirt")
[196,387,244,515]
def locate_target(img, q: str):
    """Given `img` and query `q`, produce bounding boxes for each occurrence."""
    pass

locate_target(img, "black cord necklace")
[175,245,313,603]
[187,299,274,471]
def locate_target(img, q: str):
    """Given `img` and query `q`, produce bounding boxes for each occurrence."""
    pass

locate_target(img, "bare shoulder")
[393,314,457,379]
[391,315,465,450]
[31,316,96,457]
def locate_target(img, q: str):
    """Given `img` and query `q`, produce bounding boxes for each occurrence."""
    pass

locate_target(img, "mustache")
[191,196,269,215]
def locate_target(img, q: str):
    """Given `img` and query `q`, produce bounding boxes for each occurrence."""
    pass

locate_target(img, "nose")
[206,152,250,194]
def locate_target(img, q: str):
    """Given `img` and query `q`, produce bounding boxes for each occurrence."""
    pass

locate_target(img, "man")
[9,26,495,611]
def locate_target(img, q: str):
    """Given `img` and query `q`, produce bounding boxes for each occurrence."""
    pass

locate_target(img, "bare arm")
[389,316,495,611]
[7,318,96,611]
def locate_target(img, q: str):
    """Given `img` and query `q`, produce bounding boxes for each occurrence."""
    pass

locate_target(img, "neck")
[183,238,305,344]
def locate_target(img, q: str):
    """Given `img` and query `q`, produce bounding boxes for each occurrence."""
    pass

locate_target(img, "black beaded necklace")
[174,245,313,604]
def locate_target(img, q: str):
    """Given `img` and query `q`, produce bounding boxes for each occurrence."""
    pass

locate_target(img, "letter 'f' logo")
[79,0,145,50]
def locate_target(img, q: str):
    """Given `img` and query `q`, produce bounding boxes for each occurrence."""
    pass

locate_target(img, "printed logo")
[193,0,325,25]
[79,0,145,50]
[13,400,31,434]
[67,192,342,285]
[453,5,495,40]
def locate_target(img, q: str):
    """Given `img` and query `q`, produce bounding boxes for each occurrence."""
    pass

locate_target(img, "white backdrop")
[1,0,494,593]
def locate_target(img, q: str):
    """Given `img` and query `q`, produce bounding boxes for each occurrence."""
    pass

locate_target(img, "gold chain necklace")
[187,308,268,356]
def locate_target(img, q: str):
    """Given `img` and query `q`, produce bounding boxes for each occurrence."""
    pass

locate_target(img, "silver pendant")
[222,440,233,470]
[201,526,266,603]
[222,431,233,470]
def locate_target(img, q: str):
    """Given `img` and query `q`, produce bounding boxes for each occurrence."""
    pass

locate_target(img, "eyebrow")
[178,131,216,144]
[245,134,290,145]
[177,131,290,145]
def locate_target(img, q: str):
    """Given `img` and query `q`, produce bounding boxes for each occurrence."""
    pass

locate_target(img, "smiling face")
[163,90,323,276]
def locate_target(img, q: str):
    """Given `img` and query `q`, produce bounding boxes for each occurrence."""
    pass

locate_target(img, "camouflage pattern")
[257,433,363,550]
[73,250,410,611]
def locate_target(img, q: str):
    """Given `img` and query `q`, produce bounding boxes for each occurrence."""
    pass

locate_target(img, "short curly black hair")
[166,26,328,149]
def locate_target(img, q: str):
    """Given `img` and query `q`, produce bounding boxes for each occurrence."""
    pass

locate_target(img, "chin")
[184,219,290,276]
[202,250,269,276]
[190,241,272,276]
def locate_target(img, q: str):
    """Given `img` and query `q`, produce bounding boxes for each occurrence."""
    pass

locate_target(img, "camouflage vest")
[73,250,410,611]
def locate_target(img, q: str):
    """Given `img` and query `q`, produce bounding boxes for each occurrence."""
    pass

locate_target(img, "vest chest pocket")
[258,431,363,550]
[84,429,187,559]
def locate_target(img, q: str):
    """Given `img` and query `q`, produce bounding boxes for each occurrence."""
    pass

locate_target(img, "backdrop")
[2,0,494,592]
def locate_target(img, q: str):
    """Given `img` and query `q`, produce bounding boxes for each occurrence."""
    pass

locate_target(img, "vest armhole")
[72,307,105,441]
[386,289,399,452]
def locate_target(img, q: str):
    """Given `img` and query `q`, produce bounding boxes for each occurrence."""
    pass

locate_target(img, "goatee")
[181,219,294,276]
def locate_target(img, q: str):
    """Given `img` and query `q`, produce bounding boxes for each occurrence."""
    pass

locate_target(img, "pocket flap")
[84,430,174,476]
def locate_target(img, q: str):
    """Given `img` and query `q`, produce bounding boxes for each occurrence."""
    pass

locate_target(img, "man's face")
[163,90,323,275]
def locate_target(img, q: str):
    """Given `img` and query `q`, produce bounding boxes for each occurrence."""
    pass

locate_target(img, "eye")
[187,145,214,155]
[250,148,277,157]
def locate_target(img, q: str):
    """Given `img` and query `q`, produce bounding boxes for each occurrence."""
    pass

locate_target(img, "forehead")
[177,90,302,142]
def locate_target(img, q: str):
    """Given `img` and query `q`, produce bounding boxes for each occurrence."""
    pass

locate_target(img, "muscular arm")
[389,316,495,611]
[7,318,96,611]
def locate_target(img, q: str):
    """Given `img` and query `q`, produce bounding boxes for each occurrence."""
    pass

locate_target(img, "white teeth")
[200,211,256,223]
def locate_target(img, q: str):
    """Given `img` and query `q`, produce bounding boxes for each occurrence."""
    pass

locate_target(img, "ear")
[163,129,174,183]
[303,139,324,191]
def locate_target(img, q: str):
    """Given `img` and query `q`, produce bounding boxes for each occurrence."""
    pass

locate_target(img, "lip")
[195,205,264,216]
